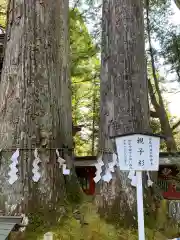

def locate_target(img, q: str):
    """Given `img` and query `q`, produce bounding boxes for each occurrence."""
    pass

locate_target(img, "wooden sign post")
[113,133,161,240]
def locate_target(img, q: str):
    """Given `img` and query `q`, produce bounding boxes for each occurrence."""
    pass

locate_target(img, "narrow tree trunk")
[91,79,96,155]
[174,0,180,10]
[98,0,151,226]
[0,0,80,217]
[146,0,177,152]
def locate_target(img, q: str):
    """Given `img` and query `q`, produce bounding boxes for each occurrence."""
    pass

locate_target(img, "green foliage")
[0,0,6,28]
[70,8,100,156]
[146,0,173,38]
[145,0,180,150]
[161,33,180,81]
[147,0,180,84]
[65,171,83,204]
[24,200,167,240]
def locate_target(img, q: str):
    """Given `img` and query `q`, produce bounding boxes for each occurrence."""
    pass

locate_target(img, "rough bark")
[146,0,177,152]
[98,0,151,226]
[0,0,80,217]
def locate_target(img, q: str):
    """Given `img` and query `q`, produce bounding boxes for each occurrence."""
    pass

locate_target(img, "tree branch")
[148,78,160,110]
[146,0,177,151]
[172,119,180,131]
[174,0,180,10]
[150,110,159,118]
[72,0,81,11]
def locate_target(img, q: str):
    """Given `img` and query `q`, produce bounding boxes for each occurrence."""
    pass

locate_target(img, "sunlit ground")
[13,197,177,240]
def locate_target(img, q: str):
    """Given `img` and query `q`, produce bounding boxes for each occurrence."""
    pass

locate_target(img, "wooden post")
[136,171,145,240]
[44,232,53,240]
[89,168,95,195]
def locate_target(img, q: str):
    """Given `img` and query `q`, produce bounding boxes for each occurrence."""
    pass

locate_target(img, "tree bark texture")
[98,0,151,225]
[0,0,79,216]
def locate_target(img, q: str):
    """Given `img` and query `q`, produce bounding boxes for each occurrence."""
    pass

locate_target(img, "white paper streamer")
[55,149,70,174]
[8,149,19,185]
[20,214,29,232]
[102,169,112,183]
[131,174,137,187]
[128,170,135,180]
[93,155,104,183]
[62,164,70,175]
[128,171,153,187]
[108,154,118,173]
[97,155,104,167]
[147,171,153,187]
[128,171,137,187]
[32,149,41,182]
[56,149,65,167]
[93,174,101,183]
[94,163,103,173]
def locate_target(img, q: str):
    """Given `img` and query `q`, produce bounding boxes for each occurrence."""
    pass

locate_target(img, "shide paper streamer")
[93,155,104,183]
[108,153,118,173]
[102,169,112,183]
[146,171,153,187]
[128,171,153,187]
[56,149,70,175]
[6,147,154,187]
[128,170,137,187]
[56,149,65,167]
[103,154,119,183]
[62,164,70,175]
[7,148,71,185]
[32,148,41,182]
[94,154,118,183]
[8,148,19,185]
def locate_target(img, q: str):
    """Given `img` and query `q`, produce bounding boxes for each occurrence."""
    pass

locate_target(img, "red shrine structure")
[157,161,180,200]
[74,153,180,199]
[74,156,96,195]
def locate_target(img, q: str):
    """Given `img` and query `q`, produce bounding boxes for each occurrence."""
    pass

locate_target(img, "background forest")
[71,0,180,154]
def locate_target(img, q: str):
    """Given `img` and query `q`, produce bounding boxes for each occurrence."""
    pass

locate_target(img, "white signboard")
[115,134,160,171]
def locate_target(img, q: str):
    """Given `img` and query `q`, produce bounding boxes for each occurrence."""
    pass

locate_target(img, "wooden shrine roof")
[0,33,5,46]
[74,156,96,167]
[159,152,180,165]
[0,216,22,240]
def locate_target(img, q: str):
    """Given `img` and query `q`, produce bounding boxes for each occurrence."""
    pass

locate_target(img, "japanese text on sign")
[124,140,128,166]
[128,139,132,169]
[115,134,160,171]
[137,137,144,144]
[149,137,153,166]
[137,137,145,168]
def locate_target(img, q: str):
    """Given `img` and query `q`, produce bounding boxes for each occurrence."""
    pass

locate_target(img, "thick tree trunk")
[98,0,151,226]
[0,0,80,216]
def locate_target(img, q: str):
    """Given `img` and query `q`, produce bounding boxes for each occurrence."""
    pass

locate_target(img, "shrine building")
[74,152,180,199]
